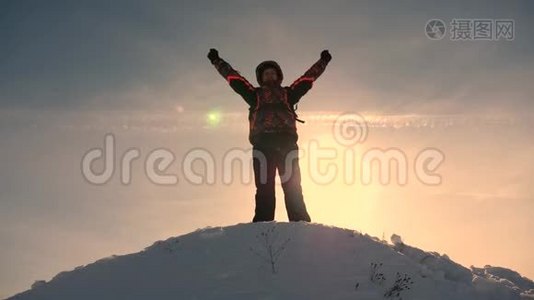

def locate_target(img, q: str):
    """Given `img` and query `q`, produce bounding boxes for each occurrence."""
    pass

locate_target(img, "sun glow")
[294,133,384,235]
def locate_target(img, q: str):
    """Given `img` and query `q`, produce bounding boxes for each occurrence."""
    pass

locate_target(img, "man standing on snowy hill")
[208,48,331,223]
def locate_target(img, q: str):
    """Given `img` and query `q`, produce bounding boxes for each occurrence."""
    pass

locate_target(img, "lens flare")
[206,110,222,127]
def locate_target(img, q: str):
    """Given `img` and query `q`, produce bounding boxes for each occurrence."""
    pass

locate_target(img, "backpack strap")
[283,90,305,123]
[249,92,261,129]
[293,103,305,123]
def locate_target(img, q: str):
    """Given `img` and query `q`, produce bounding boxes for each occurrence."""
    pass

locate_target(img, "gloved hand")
[207,48,220,64]
[321,50,332,63]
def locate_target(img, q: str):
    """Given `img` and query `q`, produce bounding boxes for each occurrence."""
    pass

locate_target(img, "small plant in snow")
[249,225,291,274]
[370,262,386,285]
[384,272,414,299]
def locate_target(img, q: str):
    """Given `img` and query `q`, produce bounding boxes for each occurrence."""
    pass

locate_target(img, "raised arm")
[287,50,332,104]
[208,48,256,106]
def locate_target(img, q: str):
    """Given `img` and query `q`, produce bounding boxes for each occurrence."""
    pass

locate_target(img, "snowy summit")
[7,222,534,300]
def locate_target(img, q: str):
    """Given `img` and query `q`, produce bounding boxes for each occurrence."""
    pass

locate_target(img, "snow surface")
[7,222,534,300]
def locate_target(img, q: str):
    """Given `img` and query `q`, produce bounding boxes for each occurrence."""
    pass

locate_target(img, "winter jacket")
[211,56,329,145]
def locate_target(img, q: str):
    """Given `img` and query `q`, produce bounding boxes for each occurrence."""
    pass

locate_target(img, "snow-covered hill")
[7,222,534,300]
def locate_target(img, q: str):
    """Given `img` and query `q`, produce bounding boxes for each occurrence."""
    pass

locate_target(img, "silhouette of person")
[208,48,331,222]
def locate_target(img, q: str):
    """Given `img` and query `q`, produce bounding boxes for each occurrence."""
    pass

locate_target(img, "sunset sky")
[1,0,533,297]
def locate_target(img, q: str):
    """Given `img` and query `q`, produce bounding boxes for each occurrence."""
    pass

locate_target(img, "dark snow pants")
[251,138,311,223]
